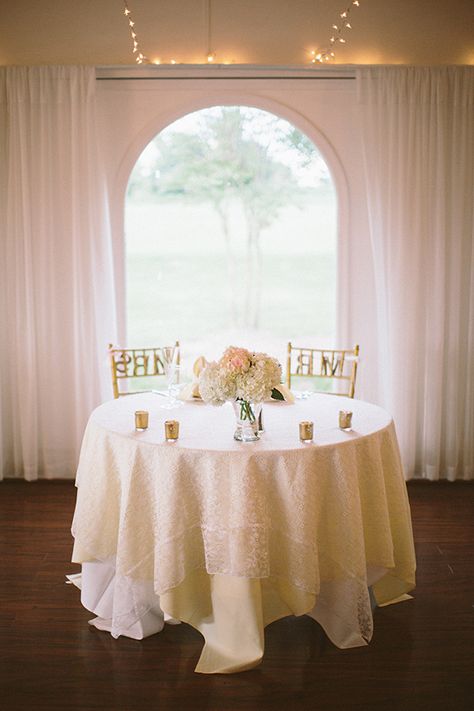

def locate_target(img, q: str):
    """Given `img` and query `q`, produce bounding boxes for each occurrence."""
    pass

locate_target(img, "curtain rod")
[96,76,355,81]
[95,64,357,81]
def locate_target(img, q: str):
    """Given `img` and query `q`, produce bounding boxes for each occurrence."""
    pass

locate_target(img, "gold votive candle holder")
[135,410,149,431]
[299,421,314,442]
[165,420,179,441]
[339,410,353,430]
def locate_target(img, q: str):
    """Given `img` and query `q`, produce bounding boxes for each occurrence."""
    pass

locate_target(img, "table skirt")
[67,557,408,673]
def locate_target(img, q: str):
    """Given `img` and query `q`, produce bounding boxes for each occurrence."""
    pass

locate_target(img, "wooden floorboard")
[0,480,473,711]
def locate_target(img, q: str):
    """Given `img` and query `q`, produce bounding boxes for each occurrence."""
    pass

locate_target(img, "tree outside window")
[125,106,336,374]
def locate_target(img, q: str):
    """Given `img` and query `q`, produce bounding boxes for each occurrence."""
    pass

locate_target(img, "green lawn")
[125,198,337,367]
[127,252,335,341]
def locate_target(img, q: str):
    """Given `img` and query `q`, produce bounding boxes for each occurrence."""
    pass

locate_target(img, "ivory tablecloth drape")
[70,393,416,673]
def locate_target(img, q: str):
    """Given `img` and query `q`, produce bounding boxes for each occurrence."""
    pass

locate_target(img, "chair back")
[286,343,359,398]
[108,343,180,398]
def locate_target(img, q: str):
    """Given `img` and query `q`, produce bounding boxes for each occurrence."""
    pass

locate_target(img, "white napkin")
[178,356,208,401]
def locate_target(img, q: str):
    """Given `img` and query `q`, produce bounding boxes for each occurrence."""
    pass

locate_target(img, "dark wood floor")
[0,480,473,711]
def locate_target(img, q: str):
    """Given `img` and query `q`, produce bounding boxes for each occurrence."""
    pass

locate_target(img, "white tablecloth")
[70,393,416,673]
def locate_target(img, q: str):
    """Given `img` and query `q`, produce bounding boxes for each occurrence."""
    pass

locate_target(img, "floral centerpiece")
[199,346,282,441]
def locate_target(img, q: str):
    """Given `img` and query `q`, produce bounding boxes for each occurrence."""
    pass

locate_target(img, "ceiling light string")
[310,0,361,64]
[123,0,149,64]
[206,0,216,62]
[121,0,363,66]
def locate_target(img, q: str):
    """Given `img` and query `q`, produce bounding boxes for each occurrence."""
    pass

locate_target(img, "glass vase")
[232,400,262,442]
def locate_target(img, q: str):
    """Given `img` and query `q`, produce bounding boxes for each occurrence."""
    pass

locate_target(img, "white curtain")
[0,66,117,481]
[358,67,474,481]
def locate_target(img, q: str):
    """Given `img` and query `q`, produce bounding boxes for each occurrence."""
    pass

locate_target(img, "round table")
[70,393,416,673]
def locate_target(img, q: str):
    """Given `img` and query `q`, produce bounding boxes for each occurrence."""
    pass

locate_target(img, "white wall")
[96,68,379,401]
[2,0,473,66]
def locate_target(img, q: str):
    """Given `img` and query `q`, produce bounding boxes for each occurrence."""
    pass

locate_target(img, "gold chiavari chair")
[286,343,359,398]
[108,342,180,398]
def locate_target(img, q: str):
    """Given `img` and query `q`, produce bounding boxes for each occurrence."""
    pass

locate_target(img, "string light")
[122,0,214,65]
[310,0,361,64]
[206,0,215,63]
[121,0,361,67]
[123,0,148,64]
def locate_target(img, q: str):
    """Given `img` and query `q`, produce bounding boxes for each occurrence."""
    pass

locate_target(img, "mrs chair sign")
[286,343,359,398]
[108,342,180,398]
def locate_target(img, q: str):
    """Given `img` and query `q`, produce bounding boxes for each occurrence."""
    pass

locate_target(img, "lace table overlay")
[71,393,416,666]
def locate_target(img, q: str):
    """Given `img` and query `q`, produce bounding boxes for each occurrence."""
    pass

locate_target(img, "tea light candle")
[135,410,149,431]
[165,420,179,441]
[339,410,353,430]
[299,420,314,442]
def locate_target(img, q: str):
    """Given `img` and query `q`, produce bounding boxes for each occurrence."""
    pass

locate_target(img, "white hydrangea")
[199,346,282,406]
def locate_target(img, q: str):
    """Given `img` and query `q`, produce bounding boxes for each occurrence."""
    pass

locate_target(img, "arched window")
[125,105,337,371]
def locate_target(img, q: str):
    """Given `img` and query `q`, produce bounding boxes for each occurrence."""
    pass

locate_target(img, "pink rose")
[222,346,251,372]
